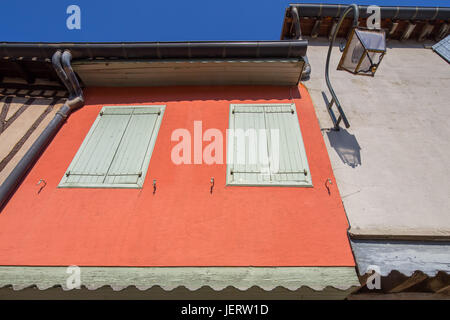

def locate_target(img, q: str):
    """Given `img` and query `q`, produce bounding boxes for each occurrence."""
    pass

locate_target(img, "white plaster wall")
[305,39,450,237]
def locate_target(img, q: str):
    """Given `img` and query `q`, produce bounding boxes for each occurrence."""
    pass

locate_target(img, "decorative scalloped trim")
[0,266,360,292]
[1,284,358,292]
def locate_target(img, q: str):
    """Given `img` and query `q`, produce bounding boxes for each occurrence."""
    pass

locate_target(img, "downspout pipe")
[52,50,75,98]
[0,50,84,211]
[62,50,83,100]
[291,7,311,80]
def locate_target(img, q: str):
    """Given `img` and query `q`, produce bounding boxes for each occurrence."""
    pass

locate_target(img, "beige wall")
[305,39,450,238]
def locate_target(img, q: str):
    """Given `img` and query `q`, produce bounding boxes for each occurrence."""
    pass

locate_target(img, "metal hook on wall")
[325,178,333,195]
[210,177,214,194]
[153,179,157,195]
[36,179,47,194]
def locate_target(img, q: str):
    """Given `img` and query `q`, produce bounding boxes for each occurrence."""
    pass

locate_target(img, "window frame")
[58,104,165,189]
[226,103,313,187]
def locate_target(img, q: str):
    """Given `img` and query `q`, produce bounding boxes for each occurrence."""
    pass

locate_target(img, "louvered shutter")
[59,105,165,188]
[227,103,312,187]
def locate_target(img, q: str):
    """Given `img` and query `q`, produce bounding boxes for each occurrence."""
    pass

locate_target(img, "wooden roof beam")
[418,23,435,41]
[311,19,321,38]
[11,60,35,84]
[401,22,417,41]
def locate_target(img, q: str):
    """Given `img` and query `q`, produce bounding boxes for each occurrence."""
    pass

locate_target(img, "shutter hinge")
[304,169,308,176]
[291,109,295,114]
[65,171,71,177]
[99,111,104,116]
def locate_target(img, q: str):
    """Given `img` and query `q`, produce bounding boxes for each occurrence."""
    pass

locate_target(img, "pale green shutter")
[59,105,165,188]
[264,104,311,185]
[228,105,269,185]
[227,103,312,187]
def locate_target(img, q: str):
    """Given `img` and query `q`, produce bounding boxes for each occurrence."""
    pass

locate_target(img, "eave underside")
[349,240,450,297]
[72,59,304,87]
[281,5,450,41]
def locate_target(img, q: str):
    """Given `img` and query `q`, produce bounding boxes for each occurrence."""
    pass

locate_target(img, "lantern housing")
[337,27,386,76]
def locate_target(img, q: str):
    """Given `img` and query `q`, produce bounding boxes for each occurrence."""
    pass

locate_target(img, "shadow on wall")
[84,86,302,105]
[319,90,361,168]
[326,129,361,168]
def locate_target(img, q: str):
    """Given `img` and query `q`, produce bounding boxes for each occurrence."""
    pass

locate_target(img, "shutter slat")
[266,111,280,181]
[284,111,298,182]
[233,106,245,184]
[260,106,271,183]
[256,106,267,184]
[289,112,307,182]
[281,111,295,181]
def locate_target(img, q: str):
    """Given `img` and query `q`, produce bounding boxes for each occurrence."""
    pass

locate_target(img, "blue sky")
[0,0,448,42]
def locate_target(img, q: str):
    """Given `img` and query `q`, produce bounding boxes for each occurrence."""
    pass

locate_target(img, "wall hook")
[36,179,47,194]
[325,178,333,195]
[153,179,157,195]
[210,177,214,194]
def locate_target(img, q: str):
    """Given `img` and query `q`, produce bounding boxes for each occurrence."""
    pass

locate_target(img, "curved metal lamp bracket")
[325,4,359,130]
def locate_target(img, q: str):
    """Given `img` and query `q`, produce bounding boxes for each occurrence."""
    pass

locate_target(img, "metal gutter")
[0,50,84,210]
[0,41,308,60]
[289,4,450,20]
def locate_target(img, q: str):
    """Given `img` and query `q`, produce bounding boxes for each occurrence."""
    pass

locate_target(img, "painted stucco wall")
[0,85,354,267]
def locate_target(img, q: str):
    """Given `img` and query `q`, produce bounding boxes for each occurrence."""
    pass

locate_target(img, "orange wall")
[0,85,354,267]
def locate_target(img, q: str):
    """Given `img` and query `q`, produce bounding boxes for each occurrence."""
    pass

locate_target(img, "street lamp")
[325,4,386,130]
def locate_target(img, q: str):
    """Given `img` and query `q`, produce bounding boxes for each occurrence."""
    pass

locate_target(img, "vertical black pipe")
[0,106,71,210]
[291,6,311,80]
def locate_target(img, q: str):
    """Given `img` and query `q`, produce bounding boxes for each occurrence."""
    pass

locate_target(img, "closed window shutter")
[229,105,269,185]
[227,103,312,187]
[59,105,165,188]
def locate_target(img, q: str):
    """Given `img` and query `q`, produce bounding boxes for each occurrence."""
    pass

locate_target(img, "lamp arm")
[325,4,359,129]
